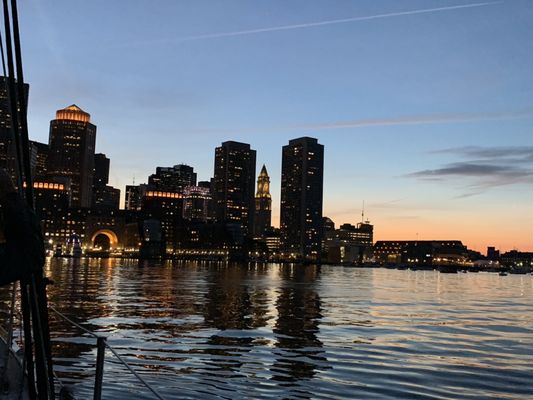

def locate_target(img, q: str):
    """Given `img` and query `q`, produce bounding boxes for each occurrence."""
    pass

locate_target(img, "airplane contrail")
[288,109,533,131]
[175,1,500,43]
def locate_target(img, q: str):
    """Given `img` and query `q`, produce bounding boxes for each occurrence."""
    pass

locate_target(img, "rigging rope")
[48,305,167,400]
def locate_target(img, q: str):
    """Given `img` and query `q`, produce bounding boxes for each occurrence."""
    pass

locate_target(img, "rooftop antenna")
[361,200,370,224]
[133,174,135,185]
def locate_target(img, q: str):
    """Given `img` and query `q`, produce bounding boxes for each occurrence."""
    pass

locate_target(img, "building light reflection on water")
[8,259,533,399]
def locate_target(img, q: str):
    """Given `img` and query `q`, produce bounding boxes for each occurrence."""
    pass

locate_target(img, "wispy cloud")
[288,109,533,131]
[432,146,533,161]
[128,2,500,46]
[408,146,533,197]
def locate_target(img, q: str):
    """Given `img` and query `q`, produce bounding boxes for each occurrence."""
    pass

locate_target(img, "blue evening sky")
[18,0,533,251]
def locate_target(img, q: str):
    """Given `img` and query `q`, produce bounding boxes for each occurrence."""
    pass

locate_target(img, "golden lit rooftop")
[56,104,91,123]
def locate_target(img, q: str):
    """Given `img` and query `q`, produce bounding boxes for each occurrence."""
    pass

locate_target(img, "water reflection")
[1,259,532,399]
[203,263,270,330]
[270,265,327,400]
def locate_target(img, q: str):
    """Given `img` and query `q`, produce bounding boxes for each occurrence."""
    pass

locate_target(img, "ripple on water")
[1,261,533,399]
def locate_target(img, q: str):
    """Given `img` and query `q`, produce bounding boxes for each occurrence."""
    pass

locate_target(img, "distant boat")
[438,265,459,274]
[499,271,508,276]
[72,243,82,258]
[509,268,529,275]
[67,234,82,258]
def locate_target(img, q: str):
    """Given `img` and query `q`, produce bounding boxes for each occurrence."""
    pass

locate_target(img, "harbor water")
[2,258,533,399]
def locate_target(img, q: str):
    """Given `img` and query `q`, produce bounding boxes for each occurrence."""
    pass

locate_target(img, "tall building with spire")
[47,105,96,208]
[280,137,324,262]
[254,165,272,238]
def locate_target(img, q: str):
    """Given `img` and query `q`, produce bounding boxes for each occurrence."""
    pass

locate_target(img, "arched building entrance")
[90,229,119,250]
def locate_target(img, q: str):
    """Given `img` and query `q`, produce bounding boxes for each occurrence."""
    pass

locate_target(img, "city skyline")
[18,0,533,252]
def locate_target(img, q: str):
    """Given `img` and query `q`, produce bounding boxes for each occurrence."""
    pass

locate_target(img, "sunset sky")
[19,0,533,252]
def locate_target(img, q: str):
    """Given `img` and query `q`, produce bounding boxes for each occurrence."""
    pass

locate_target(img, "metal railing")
[48,305,166,400]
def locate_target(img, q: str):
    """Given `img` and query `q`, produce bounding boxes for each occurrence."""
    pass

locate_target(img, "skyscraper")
[0,76,29,184]
[253,164,272,238]
[92,153,120,210]
[213,141,256,237]
[47,105,96,208]
[183,185,211,222]
[93,153,110,187]
[29,140,49,179]
[148,164,196,193]
[125,184,145,211]
[280,137,324,262]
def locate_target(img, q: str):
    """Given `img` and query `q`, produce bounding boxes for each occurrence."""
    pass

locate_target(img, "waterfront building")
[373,240,468,265]
[183,185,211,222]
[264,227,281,257]
[500,250,533,269]
[47,105,96,208]
[42,207,88,253]
[338,222,373,247]
[174,221,241,260]
[34,180,71,226]
[280,137,324,262]
[322,216,336,254]
[148,164,196,193]
[324,221,374,264]
[213,141,256,238]
[141,190,184,253]
[253,165,272,238]
[0,76,29,184]
[84,208,125,252]
[139,219,166,258]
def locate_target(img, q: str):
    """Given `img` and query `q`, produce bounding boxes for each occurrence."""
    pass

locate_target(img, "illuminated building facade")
[29,140,49,179]
[183,185,211,222]
[213,141,256,238]
[280,137,324,262]
[500,250,533,269]
[253,165,272,238]
[141,190,184,252]
[0,76,29,184]
[34,180,71,222]
[264,227,281,257]
[323,222,374,264]
[42,207,88,252]
[125,184,148,211]
[337,222,373,247]
[373,240,468,265]
[47,104,96,208]
[148,164,196,193]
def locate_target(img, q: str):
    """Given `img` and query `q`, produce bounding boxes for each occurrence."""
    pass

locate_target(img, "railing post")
[93,337,106,400]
